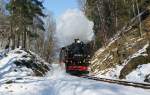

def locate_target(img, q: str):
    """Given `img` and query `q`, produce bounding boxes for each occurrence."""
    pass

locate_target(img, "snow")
[131,43,149,58]
[95,43,150,83]
[1,75,150,95]
[126,63,150,82]
[95,65,123,79]
[0,50,150,95]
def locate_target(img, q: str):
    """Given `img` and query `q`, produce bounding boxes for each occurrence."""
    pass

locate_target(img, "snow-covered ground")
[0,50,150,95]
[0,64,150,95]
[126,63,150,82]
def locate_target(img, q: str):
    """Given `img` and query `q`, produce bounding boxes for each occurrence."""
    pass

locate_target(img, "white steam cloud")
[55,9,94,48]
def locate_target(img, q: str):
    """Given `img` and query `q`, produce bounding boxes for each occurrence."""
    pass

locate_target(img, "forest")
[1,0,150,61]
[78,0,150,49]
[0,0,55,63]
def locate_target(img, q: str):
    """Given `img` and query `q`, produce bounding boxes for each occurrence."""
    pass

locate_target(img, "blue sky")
[44,0,79,18]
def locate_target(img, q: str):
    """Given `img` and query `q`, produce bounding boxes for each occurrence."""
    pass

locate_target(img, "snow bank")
[95,43,150,82]
[95,65,124,79]
[126,63,150,82]
[55,9,94,48]
[0,48,50,84]
[0,49,34,88]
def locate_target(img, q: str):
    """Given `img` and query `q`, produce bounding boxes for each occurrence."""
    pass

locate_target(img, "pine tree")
[7,0,45,50]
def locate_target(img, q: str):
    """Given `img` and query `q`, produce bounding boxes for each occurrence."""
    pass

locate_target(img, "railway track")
[79,75,150,89]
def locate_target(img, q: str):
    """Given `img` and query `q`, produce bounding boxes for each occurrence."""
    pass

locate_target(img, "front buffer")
[65,56,90,76]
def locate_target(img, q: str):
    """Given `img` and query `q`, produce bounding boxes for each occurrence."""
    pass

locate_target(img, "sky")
[44,0,79,18]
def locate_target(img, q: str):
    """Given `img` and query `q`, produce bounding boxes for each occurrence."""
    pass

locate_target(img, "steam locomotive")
[59,39,91,75]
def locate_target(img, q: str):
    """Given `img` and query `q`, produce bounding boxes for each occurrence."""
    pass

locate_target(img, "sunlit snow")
[0,55,150,95]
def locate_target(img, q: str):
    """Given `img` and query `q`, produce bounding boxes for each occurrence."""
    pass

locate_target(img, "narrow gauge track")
[78,75,150,89]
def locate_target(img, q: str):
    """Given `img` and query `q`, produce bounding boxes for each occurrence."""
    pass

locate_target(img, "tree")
[81,0,150,49]
[0,0,55,62]
[28,10,56,63]
[7,0,45,50]
[0,0,6,14]
[77,0,87,11]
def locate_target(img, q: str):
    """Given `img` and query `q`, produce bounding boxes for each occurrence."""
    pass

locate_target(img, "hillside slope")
[91,16,150,83]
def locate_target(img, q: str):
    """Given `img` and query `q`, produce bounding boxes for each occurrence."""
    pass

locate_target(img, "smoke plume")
[55,9,94,48]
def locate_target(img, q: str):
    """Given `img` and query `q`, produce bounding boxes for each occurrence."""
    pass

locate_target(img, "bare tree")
[77,0,87,12]
[28,10,56,63]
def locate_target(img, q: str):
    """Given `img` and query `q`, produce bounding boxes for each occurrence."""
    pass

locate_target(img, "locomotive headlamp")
[77,40,81,43]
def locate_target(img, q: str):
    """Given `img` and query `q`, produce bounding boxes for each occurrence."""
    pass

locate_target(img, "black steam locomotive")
[59,39,91,75]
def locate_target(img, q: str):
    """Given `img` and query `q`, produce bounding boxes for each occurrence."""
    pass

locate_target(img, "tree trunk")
[11,34,15,49]
[135,0,142,37]
[17,33,20,48]
[22,31,26,50]
[11,24,15,50]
